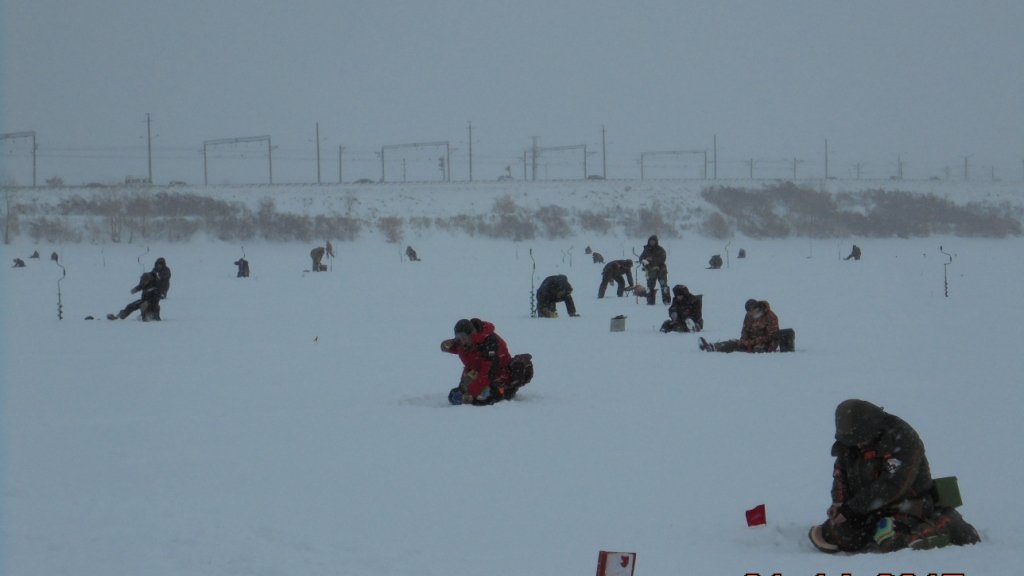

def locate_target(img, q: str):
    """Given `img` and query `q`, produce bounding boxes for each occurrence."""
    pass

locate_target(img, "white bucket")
[610,315,627,332]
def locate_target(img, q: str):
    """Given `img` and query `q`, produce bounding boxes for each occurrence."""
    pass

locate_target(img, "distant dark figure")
[29,250,40,259]
[151,257,171,299]
[12,258,26,268]
[537,274,578,318]
[50,251,59,263]
[108,271,162,321]
[592,252,604,264]
[235,258,250,278]
[708,254,723,269]
[406,245,420,261]
[845,244,862,261]
[737,249,747,259]
[585,246,593,254]
[310,246,328,271]
[660,284,703,333]
[598,259,635,298]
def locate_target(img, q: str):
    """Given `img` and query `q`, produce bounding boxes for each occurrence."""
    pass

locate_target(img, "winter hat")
[454,319,473,337]
[155,257,166,267]
[744,298,758,311]
[648,235,659,245]
[673,284,689,296]
[835,399,885,446]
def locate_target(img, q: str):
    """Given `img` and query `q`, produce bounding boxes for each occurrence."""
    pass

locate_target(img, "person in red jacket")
[441,318,513,405]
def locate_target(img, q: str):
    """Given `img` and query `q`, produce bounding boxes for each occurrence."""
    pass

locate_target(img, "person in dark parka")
[660,284,703,332]
[109,271,162,321]
[537,274,578,318]
[152,257,171,299]
[639,235,670,305]
[598,259,635,298]
[809,399,980,553]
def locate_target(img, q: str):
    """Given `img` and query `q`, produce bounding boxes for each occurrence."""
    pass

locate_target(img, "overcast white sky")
[2,0,1022,185]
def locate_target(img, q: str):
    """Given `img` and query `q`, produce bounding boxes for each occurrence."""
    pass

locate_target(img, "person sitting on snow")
[699,299,778,352]
[441,318,514,405]
[108,271,163,321]
[809,399,980,553]
[660,284,703,333]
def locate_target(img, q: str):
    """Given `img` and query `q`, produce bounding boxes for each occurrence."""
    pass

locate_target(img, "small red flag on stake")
[745,503,767,527]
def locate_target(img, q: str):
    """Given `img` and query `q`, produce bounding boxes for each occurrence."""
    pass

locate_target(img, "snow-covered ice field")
[3,187,1023,574]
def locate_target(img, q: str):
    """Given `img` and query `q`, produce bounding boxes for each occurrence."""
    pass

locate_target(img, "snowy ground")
[3,223,1023,575]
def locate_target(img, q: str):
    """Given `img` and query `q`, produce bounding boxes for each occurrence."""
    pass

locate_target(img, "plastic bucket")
[610,315,626,332]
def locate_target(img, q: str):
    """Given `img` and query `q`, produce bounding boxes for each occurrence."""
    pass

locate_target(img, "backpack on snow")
[509,353,534,386]
[776,328,796,352]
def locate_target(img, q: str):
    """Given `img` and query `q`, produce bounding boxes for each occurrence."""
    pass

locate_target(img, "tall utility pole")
[0,131,37,187]
[963,155,971,181]
[338,145,345,183]
[713,135,718,179]
[315,122,322,184]
[531,136,539,181]
[824,138,829,180]
[146,113,153,184]
[601,125,607,179]
[202,135,273,185]
[467,121,474,182]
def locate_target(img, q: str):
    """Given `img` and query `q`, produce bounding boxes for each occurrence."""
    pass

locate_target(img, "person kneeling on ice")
[809,399,980,553]
[442,318,531,405]
[699,299,778,352]
[108,271,163,321]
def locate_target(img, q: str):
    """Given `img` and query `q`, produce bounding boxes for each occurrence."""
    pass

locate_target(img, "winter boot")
[699,337,715,351]
[809,525,839,553]
[661,286,670,305]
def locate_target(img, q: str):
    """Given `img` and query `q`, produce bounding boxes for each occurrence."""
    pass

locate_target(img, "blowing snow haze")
[2,1,1023,186]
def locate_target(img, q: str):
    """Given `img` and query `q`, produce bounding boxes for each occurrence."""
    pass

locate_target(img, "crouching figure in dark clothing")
[809,399,980,553]
[537,274,578,318]
[441,318,532,405]
[598,259,635,298]
[660,284,703,332]
[108,271,162,321]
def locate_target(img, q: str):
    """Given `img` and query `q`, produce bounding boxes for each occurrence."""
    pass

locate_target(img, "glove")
[873,516,895,546]
[131,287,140,294]
[441,339,455,351]
[642,259,649,266]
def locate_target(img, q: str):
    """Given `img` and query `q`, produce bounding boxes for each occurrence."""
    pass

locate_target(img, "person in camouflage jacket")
[809,399,980,553]
[700,299,778,352]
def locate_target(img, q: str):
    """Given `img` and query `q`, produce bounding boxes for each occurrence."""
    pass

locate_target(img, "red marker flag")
[745,504,767,527]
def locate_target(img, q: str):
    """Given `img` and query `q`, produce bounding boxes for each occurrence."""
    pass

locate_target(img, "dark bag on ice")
[509,353,534,386]
[776,328,796,352]
[931,476,963,508]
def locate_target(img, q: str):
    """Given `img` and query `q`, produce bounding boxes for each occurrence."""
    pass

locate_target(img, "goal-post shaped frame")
[202,135,273,185]
[640,149,707,180]
[380,141,451,183]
